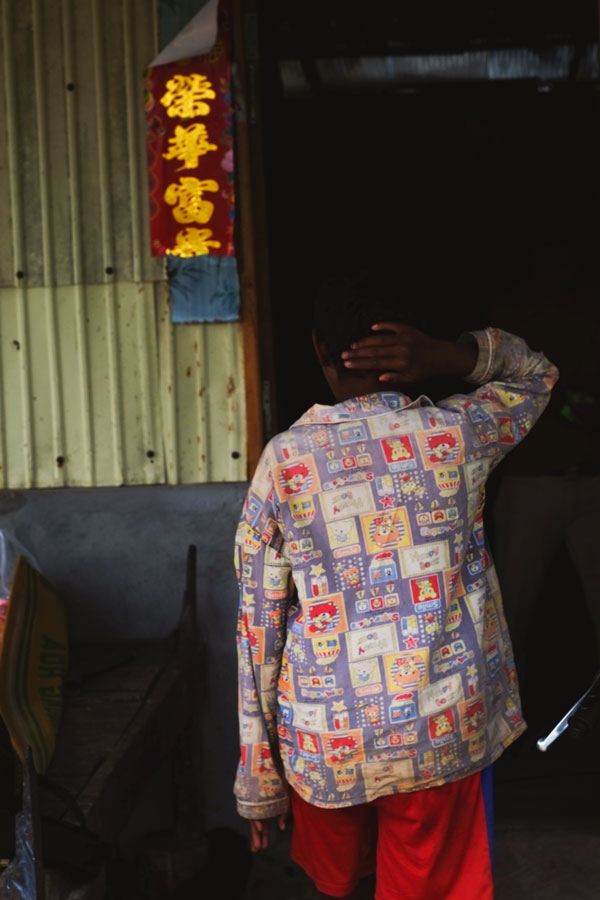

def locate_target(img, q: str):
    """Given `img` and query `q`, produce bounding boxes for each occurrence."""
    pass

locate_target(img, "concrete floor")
[104,699,600,900]
[242,819,600,900]
[239,728,600,900]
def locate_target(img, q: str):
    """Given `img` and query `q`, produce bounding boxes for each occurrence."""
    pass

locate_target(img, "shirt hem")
[282,721,527,811]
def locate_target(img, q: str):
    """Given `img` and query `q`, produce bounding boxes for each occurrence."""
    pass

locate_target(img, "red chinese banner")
[145,8,234,257]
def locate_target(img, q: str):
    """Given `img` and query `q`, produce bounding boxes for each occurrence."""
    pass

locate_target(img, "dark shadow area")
[241,2,600,898]
[263,85,600,430]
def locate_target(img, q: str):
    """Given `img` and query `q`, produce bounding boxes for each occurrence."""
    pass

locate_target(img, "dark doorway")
[247,3,600,896]
[256,2,600,430]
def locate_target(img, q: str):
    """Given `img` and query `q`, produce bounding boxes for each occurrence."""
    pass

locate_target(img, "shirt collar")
[291,391,434,426]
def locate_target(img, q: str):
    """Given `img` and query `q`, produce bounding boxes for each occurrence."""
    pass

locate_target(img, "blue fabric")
[167,255,240,323]
[481,766,495,864]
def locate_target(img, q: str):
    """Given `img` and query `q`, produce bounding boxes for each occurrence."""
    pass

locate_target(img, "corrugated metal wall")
[0,0,246,488]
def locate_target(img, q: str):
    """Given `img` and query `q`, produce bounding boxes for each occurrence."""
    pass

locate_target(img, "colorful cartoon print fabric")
[234,329,558,819]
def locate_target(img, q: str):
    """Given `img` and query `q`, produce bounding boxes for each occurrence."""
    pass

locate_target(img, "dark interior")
[258,1,599,427]
[256,0,600,834]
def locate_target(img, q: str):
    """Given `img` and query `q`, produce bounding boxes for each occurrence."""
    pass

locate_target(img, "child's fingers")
[343,355,385,369]
[378,371,408,383]
[371,321,407,334]
[342,346,408,364]
[249,820,268,852]
[249,824,260,852]
[343,355,409,371]
[343,335,404,354]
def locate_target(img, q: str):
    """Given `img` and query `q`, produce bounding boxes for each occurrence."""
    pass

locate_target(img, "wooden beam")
[232,0,277,476]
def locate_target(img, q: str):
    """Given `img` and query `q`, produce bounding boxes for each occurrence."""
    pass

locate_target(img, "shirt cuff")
[460,329,494,384]
[237,794,290,820]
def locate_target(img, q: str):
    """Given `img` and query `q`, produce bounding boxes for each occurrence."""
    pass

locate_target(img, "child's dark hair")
[312,270,429,377]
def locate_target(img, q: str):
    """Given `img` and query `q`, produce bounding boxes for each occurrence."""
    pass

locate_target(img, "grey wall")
[0,482,248,833]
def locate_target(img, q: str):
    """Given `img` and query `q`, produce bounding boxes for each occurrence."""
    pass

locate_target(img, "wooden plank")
[232,0,277,474]
[65,641,170,692]
[38,775,89,822]
[43,547,199,841]
[47,645,169,788]
[80,658,189,839]
[50,699,144,780]
[46,867,105,900]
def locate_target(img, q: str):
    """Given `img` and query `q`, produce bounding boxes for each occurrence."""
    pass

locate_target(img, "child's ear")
[312,329,333,368]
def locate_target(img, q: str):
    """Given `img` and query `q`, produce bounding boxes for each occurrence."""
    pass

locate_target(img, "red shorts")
[290,772,493,900]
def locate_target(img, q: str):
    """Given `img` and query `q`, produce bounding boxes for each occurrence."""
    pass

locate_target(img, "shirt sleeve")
[439,327,559,463]
[233,441,292,820]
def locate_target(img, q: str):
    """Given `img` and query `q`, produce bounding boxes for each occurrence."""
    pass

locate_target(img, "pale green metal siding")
[0,0,246,488]
[157,288,246,485]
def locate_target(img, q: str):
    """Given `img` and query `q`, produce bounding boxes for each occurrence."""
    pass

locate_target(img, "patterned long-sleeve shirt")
[234,328,558,819]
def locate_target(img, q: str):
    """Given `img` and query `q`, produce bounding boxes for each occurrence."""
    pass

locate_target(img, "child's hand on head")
[341,322,437,384]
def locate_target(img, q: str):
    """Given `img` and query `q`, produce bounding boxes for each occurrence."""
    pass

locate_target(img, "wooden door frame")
[232,0,276,477]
